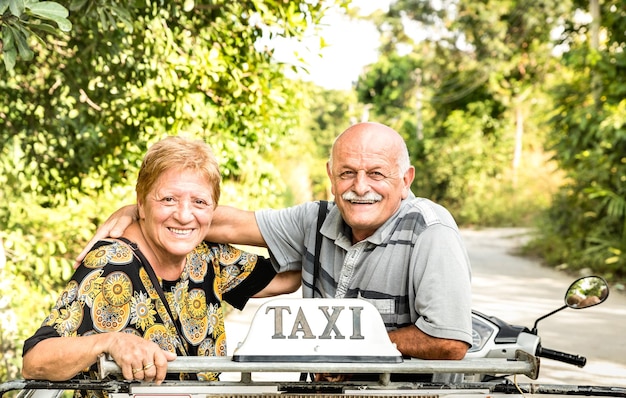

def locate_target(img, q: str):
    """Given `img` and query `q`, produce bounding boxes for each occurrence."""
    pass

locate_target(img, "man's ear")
[326,161,336,196]
[402,166,416,199]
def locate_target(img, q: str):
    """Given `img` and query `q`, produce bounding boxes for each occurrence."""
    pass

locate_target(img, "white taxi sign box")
[232,298,403,363]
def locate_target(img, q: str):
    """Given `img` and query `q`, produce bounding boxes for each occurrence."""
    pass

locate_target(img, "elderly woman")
[21,136,300,388]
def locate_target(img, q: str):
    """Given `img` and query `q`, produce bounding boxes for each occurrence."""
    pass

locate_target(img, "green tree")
[302,84,364,199]
[534,0,626,282]
[0,0,349,382]
[1,1,336,199]
[0,0,72,71]
[356,0,563,225]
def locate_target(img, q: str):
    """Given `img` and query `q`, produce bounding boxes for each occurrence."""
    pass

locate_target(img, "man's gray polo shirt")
[255,195,472,345]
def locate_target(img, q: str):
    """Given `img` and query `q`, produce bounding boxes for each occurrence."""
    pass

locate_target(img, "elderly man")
[80,122,472,361]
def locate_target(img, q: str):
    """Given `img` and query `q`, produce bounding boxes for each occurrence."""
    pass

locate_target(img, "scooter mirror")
[564,275,609,309]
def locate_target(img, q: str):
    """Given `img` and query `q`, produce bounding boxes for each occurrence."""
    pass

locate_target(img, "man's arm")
[314,326,469,382]
[253,270,302,298]
[206,206,265,246]
[75,205,266,267]
[74,205,138,267]
[388,325,469,360]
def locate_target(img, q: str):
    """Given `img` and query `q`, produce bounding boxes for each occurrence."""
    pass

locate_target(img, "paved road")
[224,228,626,386]
[462,228,626,387]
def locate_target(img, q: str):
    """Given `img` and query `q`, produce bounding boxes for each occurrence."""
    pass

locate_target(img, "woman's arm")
[22,332,176,383]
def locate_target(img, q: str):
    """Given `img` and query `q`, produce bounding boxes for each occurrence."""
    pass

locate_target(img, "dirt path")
[225,228,626,386]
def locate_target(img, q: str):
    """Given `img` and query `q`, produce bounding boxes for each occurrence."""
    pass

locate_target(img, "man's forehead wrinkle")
[338,135,391,161]
[337,145,390,170]
[332,122,405,173]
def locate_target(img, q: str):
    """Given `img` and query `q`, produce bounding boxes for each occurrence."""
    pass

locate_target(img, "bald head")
[330,122,411,174]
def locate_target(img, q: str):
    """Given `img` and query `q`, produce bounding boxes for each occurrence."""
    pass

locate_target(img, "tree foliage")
[0,0,72,71]
[1,0,336,200]
[536,0,626,281]
[0,0,348,382]
[356,0,626,281]
[356,0,562,226]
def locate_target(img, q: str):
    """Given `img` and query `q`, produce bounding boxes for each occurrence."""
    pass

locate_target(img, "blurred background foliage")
[1,0,626,383]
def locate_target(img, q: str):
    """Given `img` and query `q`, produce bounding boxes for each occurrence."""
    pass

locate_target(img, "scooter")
[1,276,624,397]
[465,275,607,381]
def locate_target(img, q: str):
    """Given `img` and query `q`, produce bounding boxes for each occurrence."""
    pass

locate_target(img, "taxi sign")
[232,298,403,363]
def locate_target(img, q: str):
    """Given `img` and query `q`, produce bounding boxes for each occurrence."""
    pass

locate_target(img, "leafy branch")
[0,0,72,71]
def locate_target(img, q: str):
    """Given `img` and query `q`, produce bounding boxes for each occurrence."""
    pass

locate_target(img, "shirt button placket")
[335,242,364,298]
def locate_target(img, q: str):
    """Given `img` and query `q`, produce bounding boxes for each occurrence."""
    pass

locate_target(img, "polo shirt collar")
[320,192,416,246]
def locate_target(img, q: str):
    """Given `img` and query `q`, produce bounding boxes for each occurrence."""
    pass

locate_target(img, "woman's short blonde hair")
[136,136,221,205]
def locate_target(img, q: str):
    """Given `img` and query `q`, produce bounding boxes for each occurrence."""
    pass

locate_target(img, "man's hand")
[74,205,138,268]
[314,373,351,382]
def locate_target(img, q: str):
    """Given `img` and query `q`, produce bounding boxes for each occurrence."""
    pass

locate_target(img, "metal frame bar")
[97,350,539,381]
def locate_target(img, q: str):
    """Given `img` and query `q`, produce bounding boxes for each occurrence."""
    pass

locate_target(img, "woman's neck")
[123,222,186,281]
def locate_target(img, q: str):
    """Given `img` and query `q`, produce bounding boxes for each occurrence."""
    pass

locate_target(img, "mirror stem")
[531,304,567,334]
